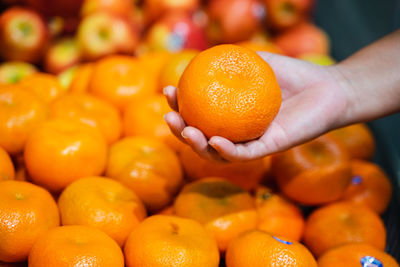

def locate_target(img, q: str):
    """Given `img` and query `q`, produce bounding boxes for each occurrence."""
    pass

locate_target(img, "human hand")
[164,52,349,162]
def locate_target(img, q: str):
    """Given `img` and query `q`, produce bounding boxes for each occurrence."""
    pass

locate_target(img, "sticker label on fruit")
[360,256,383,267]
[351,175,363,185]
[272,236,292,245]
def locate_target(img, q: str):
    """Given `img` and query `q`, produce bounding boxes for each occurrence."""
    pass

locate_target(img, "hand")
[164,52,349,162]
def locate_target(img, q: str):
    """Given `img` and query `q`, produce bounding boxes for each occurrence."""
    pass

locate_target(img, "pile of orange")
[0,21,398,267]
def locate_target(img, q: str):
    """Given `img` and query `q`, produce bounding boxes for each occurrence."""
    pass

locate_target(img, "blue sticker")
[360,256,383,267]
[273,236,292,245]
[352,175,363,185]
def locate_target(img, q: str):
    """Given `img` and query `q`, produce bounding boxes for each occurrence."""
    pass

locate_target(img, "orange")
[254,186,305,241]
[24,119,108,192]
[157,205,174,215]
[28,225,124,267]
[342,159,392,214]
[318,243,399,267]
[174,178,258,252]
[124,215,219,267]
[0,147,14,181]
[123,94,183,151]
[50,93,122,144]
[58,176,147,246]
[0,85,48,155]
[159,50,198,89]
[272,135,351,205]
[68,63,94,94]
[179,145,265,190]
[19,72,65,103]
[106,137,183,213]
[138,50,171,91]
[89,55,157,111]
[178,44,281,143]
[0,181,59,262]
[226,230,317,267]
[0,61,37,85]
[237,41,283,54]
[327,123,375,160]
[303,201,386,257]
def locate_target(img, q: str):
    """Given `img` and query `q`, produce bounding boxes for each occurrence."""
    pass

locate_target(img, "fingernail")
[181,131,187,139]
[163,86,171,95]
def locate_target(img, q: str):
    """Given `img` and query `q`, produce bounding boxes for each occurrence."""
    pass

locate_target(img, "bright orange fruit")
[19,72,65,103]
[0,146,14,181]
[178,44,281,143]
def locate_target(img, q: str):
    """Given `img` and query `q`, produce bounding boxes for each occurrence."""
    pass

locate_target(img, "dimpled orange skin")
[226,230,317,267]
[24,119,108,192]
[50,93,122,144]
[0,85,48,155]
[28,225,124,267]
[106,137,183,213]
[19,72,65,103]
[174,178,258,252]
[58,176,147,246]
[89,55,157,111]
[255,186,305,241]
[0,147,15,181]
[159,50,198,89]
[318,243,400,267]
[272,135,352,205]
[179,145,265,190]
[123,94,183,151]
[303,202,386,257]
[0,181,60,263]
[69,63,94,94]
[124,215,219,267]
[343,160,392,214]
[327,123,376,160]
[178,44,281,143]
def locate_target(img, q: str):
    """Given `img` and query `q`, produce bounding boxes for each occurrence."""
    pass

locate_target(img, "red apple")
[81,0,134,17]
[44,38,83,74]
[143,0,200,24]
[274,22,330,57]
[145,11,208,52]
[0,7,49,63]
[77,11,139,60]
[207,0,266,44]
[0,61,37,85]
[23,0,83,18]
[265,0,314,30]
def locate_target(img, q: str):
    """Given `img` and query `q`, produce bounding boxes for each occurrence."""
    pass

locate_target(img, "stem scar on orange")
[177,44,281,143]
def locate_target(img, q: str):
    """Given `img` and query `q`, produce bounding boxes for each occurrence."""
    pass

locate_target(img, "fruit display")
[0,0,399,266]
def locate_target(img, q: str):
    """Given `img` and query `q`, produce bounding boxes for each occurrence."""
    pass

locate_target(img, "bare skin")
[164,30,400,162]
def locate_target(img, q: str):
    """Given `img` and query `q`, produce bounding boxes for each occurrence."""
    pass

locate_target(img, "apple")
[143,0,200,24]
[207,0,266,44]
[274,22,330,57]
[57,65,79,90]
[0,61,37,85]
[23,0,83,18]
[77,11,139,60]
[0,7,49,63]
[80,0,134,17]
[44,38,83,74]
[145,11,208,52]
[264,0,314,30]
[298,53,335,66]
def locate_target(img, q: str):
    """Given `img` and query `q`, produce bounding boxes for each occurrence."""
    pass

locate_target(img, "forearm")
[332,29,400,126]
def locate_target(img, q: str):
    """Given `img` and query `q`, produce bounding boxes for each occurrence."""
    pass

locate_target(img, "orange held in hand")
[124,215,219,267]
[0,181,59,263]
[178,44,281,143]
[24,119,108,192]
[225,230,317,267]
[28,225,124,267]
